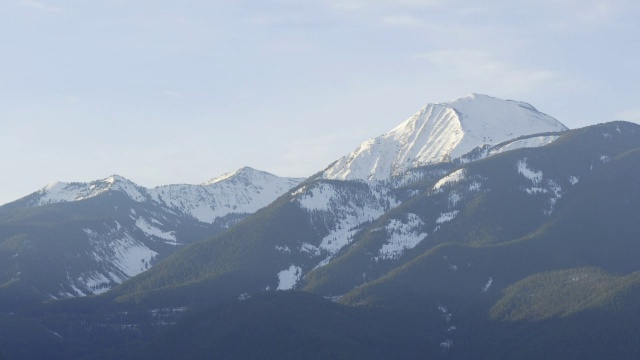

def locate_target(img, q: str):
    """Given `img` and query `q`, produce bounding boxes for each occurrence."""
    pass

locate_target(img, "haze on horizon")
[1,0,639,205]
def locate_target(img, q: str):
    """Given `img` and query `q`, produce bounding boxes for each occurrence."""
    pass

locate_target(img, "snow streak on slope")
[434,169,466,191]
[323,94,567,181]
[487,135,560,156]
[436,211,459,223]
[76,223,157,295]
[135,218,178,244]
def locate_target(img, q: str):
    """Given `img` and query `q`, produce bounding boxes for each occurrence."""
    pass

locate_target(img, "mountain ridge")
[7,167,304,224]
[0,167,304,301]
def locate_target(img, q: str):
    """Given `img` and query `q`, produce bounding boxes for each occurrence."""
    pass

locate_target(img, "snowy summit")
[36,175,147,204]
[22,167,304,224]
[149,167,304,223]
[323,94,568,181]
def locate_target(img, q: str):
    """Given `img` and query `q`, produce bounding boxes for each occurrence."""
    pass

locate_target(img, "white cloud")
[395,0,448,7]
[64,95,79,103]
[382,15,424,27]
[327,0,446,11]
[245,11,309,27]
[328,0,367,11]
[534,0,637,29]
[19,0,63,12]
[414,50,563,95]
[163,91,185,99]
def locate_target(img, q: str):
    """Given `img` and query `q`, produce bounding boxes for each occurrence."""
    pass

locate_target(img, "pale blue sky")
[1,0,639,205]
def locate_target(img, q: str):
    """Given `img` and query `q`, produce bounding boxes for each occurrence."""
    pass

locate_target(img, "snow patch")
[440,340,453,350]
[83,228,97,237]
[433,169,466,191]
[468,181,481,192]
[135,218,177,244]
[482,276,494,292]
[297,183,337,212]
[448,192,462,207]
[291,186,307,196]
[277,265,302,290]
[378,213,428,260]
[79,272,112,295]
[108,234,158,278]
[318,219,361,254]
[300,243,321,256]
[436,211,459,224]
[525,187,548,194]
[517,159,543,185]
[70,284,86,297]
[544,180,562,215]
[488,135,560,156]
[569,176,579,185]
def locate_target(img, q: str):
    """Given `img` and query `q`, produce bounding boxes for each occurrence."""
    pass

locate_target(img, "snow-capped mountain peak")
[35,174,146,205]
[323,94,568,181]
[203,166,279,186]
[20,168,304,225]
[152,168,304,223]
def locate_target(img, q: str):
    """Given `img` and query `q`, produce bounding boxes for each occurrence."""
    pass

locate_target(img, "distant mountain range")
[0,168,302,304]
[1,94,639,360]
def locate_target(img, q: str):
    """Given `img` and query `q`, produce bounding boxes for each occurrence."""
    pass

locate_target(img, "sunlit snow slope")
[323,94,568,181]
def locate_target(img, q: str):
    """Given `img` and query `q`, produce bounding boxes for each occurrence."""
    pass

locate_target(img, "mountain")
[107,95,564,299]
[323,94,567,181]
[0,168,303,307]
[108,120,639,360]
[3,94,640,359]
[4,119,637,360]
[104,95,570,305]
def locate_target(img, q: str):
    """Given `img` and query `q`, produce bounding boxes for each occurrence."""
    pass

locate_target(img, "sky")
[1,0,640,205]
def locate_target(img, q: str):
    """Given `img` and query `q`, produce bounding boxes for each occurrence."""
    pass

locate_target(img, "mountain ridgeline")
[1,94,640,359]
[0,167,303,307]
